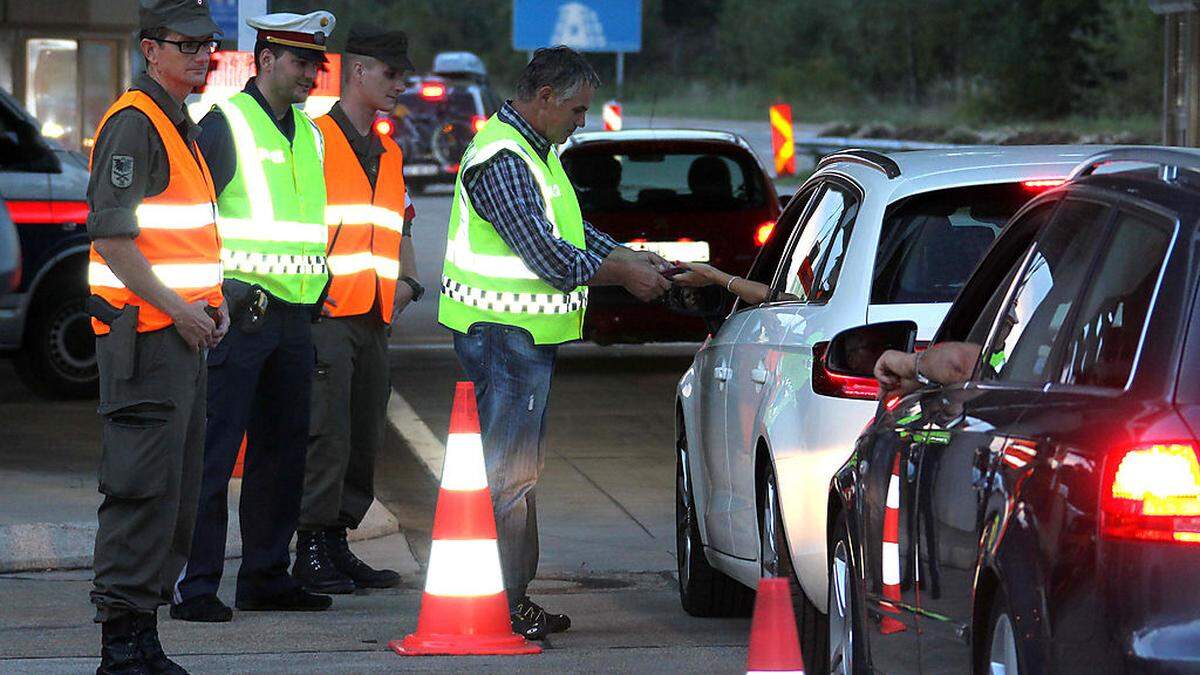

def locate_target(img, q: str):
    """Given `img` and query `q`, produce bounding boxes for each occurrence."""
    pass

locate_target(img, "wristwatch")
[913,350,935,386]
[400,276,424,302]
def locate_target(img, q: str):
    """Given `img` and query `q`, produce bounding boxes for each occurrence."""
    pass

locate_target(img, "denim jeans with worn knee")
[453,323,557,607]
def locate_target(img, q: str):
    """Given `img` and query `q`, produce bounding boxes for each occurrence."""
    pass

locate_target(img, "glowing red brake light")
[1101,442,1200,544]
[812,343,879,401]
[1021,179,1065,190]
[420,82,447,100]
[373,117,393,137]
[471,115,487,134]
[755,221,775,247]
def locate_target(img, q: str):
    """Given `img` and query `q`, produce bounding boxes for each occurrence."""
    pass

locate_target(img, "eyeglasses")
[153,38,219,55]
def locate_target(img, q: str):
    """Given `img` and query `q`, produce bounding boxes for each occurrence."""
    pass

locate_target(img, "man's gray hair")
[515,46,601,103]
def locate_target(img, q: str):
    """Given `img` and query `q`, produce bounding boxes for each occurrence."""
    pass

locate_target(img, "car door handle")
[751,367,768,384]
[714,366,731,382]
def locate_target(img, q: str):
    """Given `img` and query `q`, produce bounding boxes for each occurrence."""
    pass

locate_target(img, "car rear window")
[561,147,766,212]
[872,183,1050,304]
[395,89,478,119]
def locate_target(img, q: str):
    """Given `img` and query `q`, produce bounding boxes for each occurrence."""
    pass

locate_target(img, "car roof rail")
[818,149,901,179]
[1070,146,1200,183]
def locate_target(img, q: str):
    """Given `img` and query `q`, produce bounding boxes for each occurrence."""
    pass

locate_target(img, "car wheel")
[761,470,829,672]
[828,509,865,675]
[981,593,1021,675]
[14,284,97,399]
[676,428,753,617]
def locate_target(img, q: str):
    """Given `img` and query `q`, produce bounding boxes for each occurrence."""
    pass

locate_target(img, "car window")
[872,183,1041,304]
[1055,210,1173,389]
[561,149,766,212]
[981,200,1111,383]
[778,183,860,303]
[730,184,816,313]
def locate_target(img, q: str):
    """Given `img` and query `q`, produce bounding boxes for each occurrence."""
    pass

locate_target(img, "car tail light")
[755,221,775,247]
[812,342,879,400]
[1021,179,1065,190]
[420,81,447,100]
[1101,442,1200,544]
[374,117,393,137]
[471,115,487,133]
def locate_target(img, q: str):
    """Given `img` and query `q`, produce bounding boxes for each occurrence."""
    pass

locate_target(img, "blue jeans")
[453,323,557,606]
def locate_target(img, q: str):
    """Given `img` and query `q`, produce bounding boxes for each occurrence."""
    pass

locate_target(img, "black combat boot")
[327,528,401,589]
[131,613,188,674]
[97,614,151,675]
[291,529,355,594]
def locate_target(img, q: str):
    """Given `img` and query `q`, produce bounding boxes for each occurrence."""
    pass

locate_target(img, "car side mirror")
[826,320,917,378]
[664,284,726,318]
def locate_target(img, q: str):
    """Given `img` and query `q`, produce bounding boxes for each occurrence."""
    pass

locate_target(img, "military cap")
[345,25,416,74]
[139,0,221,38]
[248,11,336,62]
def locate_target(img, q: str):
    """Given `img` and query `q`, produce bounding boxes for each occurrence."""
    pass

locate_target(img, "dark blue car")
[825,148,1200,674]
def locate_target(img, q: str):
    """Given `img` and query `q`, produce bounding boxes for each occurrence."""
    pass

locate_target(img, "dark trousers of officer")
[299,315,389,531]
[174,304,313,603]
[91,327,205,622]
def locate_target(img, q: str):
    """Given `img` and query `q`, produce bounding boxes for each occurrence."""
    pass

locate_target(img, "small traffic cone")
[879,454,906,635]
[745,577,806,674]
[390,381,541,656]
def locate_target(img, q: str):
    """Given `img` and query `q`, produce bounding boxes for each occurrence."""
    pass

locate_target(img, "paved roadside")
[0,361,402,573]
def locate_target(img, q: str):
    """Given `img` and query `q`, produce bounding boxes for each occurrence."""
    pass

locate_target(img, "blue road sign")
[210,0,239,40]
[513,0,642,53]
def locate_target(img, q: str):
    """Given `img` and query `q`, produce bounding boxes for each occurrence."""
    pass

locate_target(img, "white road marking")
[386,389,444,481]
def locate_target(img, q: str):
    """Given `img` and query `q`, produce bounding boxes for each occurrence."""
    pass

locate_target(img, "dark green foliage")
[271,0,1162,122]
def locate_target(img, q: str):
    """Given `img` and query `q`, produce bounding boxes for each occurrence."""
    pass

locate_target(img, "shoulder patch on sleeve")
[110,155,134,188]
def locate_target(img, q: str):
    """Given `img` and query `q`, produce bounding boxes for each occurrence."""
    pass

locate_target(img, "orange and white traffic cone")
[879,454,906,635]
[745,577,806,674]
[390,381,541,656]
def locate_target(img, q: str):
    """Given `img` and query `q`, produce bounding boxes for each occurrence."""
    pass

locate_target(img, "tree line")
[274,0,1162,123]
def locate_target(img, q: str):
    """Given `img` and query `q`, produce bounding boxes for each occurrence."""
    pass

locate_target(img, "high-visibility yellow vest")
[213,92,328,304]
[437,115,587,345]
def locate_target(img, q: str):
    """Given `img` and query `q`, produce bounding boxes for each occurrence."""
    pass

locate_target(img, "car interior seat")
[687,155,734,209]
[896,216,996,303]
[568,154,625,211]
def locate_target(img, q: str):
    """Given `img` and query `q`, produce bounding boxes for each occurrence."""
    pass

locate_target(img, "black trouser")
[174,304,313,603]
[91,327,206,622]
[299,315,390,531]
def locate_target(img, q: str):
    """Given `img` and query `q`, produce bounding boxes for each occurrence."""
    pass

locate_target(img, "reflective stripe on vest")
[438,115,587,345]
[88,90,222,335]
[88,261,224,289]
[441,276,585,315]
[213,93,328,304]
[314,113,407,322]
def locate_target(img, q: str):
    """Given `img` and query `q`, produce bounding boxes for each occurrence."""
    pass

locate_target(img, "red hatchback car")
[559,129,782,343]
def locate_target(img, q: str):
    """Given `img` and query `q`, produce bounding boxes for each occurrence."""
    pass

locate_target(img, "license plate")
[624,240,710,262]
[403,164,439,176]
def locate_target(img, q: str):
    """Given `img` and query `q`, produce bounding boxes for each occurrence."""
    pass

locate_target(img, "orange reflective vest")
[87,90,223,335]
[315,113,406,322]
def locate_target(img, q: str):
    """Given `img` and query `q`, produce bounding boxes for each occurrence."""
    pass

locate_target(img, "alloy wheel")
[989,612,1019,675]
[829,539,855,675]
[760,474,782,576]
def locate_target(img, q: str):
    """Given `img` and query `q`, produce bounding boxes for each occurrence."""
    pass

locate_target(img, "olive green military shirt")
[85,72,202,241]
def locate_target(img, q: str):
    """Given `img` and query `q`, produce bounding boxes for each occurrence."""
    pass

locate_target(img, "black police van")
[380,51,501,193]
[0,87,95,398]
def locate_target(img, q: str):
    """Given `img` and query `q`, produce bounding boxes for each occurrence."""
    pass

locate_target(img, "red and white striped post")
[602,100,622,131]
[879,454,906,635]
